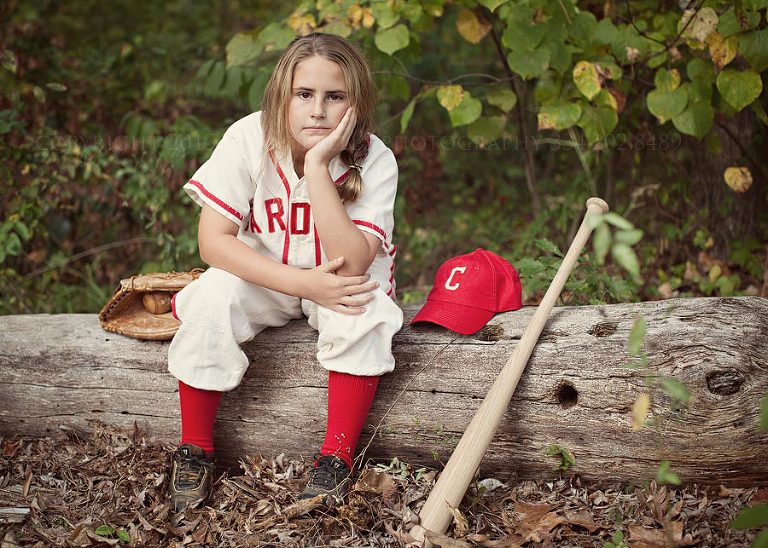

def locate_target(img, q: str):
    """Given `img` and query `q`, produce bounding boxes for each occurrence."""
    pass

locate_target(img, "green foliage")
[655,460,681,485]
[717,70,763,112]
[220,0,768,153]
[374,24,410,56]
[660,377,691,404]
[2,0,765,317]
[0,0,282,312]
[545,444,576,472]
[94,524,130,542]
[732,504,768,530]
[731,502,768,548]
[603,529,628,548]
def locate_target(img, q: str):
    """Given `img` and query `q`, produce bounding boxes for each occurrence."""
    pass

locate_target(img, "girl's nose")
[312,97,326,119]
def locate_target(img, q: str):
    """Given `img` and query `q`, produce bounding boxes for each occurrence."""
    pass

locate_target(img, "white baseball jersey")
[182,111,398,296]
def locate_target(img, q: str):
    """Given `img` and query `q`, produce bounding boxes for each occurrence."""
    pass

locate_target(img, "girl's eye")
[298,91,311,99]
[328,94,344,101]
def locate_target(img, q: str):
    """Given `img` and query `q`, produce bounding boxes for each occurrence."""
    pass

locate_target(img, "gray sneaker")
[167,444,215,512]
[299,454,352,503]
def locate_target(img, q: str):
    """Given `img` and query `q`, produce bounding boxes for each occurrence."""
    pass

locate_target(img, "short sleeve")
[345,147,398,252]
[183,131,255,228]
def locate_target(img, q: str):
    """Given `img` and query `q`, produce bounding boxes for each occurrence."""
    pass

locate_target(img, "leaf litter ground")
[0,424,761,547]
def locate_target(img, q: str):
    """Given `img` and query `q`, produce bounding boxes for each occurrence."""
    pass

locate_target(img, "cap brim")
[411,300,494,335]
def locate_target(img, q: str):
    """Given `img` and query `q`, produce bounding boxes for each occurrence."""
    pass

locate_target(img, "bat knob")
[586,197,609,214]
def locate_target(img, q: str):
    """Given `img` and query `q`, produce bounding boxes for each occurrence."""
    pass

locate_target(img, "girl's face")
[287,55,351,157]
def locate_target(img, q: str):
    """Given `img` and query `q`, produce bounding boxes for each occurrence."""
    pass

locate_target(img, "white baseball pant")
[167,261,403,392]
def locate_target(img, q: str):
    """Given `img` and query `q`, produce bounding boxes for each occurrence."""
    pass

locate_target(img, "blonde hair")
[261,33,377,203]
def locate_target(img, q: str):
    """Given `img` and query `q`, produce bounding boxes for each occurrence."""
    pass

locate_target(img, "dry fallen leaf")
[629,521,695,547]
[0,428,759,547]
[446,502,469,538]
[424,529,473,548]
[475,534,524,547]
[354,468,398,501]
[2,530,22,548]
[563,509,603,532]
[1,439,23,458]
[513,502,565,543]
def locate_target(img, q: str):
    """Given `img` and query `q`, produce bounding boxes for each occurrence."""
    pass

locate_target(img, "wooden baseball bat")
[415,197,610,540]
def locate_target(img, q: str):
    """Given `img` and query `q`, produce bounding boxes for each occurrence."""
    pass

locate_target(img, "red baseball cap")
[411,249,522,335]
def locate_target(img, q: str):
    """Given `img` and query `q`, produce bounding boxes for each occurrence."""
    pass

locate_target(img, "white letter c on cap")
[445,266,466,291]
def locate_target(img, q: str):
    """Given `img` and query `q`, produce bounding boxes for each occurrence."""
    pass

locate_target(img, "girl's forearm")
[305,161,373,276]
[200,233,308,297]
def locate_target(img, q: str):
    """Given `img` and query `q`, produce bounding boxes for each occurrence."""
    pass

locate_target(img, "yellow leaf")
[362,8,375,28]
[573,61,601,100]
[456,9,491,44]
[708,263,722,282]
[348,4,363,26]
[723,166,753,193]
[631,393,651,431]
[288,10,316,35]
[437,85,464,111]
[348,4,374,28]
[681,7,718,44]
[707,32,737,70]
[538,112,556,130]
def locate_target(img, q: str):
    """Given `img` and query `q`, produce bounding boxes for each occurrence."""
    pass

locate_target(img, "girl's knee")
[316,289,402,364]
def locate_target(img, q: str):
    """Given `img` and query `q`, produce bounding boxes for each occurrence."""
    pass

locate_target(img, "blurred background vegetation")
[1,0,766,314]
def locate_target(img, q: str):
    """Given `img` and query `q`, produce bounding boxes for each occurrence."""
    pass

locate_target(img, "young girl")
[166,33,403,511]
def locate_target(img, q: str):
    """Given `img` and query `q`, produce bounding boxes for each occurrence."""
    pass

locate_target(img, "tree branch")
[619,0,705,65]
[715,118,768,184]
[23,237,157,279]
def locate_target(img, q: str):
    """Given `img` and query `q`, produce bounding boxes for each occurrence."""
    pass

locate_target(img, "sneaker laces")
[308,454,349,490]
[174,453,213,489]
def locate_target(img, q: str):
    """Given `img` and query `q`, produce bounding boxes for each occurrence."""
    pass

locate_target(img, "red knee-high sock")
[178,380,221,454]
[320,371,380,469]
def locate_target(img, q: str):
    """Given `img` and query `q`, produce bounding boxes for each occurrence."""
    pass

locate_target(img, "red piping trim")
[352,220,386,240]
[269,150,292,264]
[353,219,396,255]
[171,293,179,321]
[334,170,351,186]
[313,223,321,267]
[187,180,243,221]
[352,219,397,297]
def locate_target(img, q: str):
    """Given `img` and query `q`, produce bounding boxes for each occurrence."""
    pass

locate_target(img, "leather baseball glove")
[99,270,203,340]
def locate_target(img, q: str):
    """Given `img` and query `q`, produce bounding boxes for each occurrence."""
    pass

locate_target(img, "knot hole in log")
[706,369,744,396]
[476,324,505,341]
[554,381,578,409]
[588,321,618,337]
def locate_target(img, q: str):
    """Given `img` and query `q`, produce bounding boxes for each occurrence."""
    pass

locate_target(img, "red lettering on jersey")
[265,198,286,233]
[290,203,310,235]
[244,199,262,234]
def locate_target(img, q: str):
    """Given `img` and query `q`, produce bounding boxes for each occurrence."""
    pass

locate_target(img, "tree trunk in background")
[689,111,763,254]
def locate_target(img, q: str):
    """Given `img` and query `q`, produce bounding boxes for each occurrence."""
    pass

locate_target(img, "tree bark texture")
[691,112,763,255]
[1,297,766,486]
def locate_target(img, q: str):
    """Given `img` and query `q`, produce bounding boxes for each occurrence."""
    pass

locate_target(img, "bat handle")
[414,197,609,542]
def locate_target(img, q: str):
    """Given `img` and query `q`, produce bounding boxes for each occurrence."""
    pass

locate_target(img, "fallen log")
[1,297,766,486]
